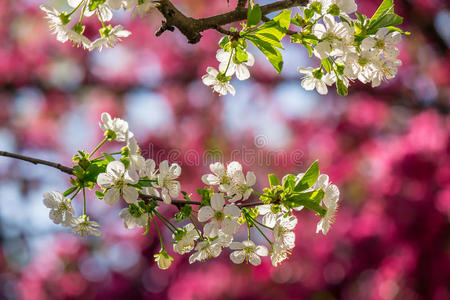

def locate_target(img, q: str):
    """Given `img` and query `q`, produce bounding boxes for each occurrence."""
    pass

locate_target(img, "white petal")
[221,218,239,235]
[106,161,125,178]
[246,171,256,185]
[230,251,246,264]
[97,173,115,188]
[198,206,214,222]
[124,169,139,184]
[123,186,138,204]
[224,204,241,218]
[210,193,225,211]
[248,253,261,266]
[235,64,250,80]
[104,188,121,205]
[204,221,219,238]
[229,242,243,250]
[255,245,268,256]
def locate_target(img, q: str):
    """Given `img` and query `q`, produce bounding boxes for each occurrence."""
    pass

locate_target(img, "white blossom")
[216,49,255,80]
[229,240,268,266]
[90,25,131,52]
[202,161,241,193]
[40,5,70,43]
[156,160,181,204]
[271,243,291,267]
[172,223,200,254]
[154,249,173,270]
[228,169,256,202]
[273,214,297,250]
[97,161,139,205]
[313,15,352,59]
[362,28,401,60]
[198,193,241,238]
[202,67,236,96]
[316,182,340,235]
[70,215,102,237]
[99,112,131,142]
[43,191,74,226]
[189,240,222,263]
[298,67,335,95]
[126,137,145,170]
[258,204,286,227]
[119,207,148,229]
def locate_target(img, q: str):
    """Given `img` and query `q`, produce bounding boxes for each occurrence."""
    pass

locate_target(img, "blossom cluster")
[40,0,406,96]
[295,0,403,95]
[40,0,155,51]
[41,112,340,269]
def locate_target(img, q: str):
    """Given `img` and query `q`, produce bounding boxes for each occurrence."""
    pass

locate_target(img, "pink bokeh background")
[0,0,449,299]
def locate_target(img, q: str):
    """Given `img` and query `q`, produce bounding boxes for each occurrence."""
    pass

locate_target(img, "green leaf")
[246,35,283,73]
[102,152,115,163]
[285,190,326,215]
[386,26,410,35]
[247,3,262,27]
[235,47,249,63]
[89,0,106,11]
[295,160,319,191]
[268,174,280,188]
[63,186,78,197]
[254,32,283,49]
[370,0,394,23]
[367,13,403,34]
[283,174,296,189]
[336,79,348,96]
[219,36,230,48]
[321,58,332,73]
[272,9,291,30]
[95,190,104,199]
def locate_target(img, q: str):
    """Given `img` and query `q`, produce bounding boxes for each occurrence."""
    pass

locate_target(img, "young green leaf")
[246,35,284,73]
[367,13,403,34]
[370,0,394,23]
[247,3,262,27]
[294,160,319,191]
[336,78,348,96]
[268,174,280,188]
[321,58,332,73]
[63,186,78,197]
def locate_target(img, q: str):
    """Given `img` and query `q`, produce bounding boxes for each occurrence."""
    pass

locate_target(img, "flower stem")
[154,211,177,233]
[152,215,165,250]
[89,137,108,158]
[82,187,87,215]
[69,187,81,202]
[67,0,85,17]
[190,216,204,240]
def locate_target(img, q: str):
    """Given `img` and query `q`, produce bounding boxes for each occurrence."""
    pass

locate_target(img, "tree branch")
[154,0,309,43]
[0,151,264,209]
[0,151,73,175]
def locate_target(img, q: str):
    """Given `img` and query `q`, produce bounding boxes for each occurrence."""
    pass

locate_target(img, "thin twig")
[0,151,73,175]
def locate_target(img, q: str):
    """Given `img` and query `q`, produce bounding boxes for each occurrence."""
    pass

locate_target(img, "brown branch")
[154,0,309,43]
[0,151,264,208]
[0,151,73,175]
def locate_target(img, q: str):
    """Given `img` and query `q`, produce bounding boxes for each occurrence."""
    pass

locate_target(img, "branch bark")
[155,0,309,43]
[0,151,264,208]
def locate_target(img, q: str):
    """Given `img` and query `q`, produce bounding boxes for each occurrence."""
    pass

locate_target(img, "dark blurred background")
[0,0,449,299]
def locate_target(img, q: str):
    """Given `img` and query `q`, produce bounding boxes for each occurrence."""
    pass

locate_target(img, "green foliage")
[247,1,262,27]
[174,204,193,222]
[197,186,214,207]
[243,9,291,73]
[336,79,348,96]
[88,0,106,11]
[63,186,78,197]
[294,160,319,191]
[268,174,280,188]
